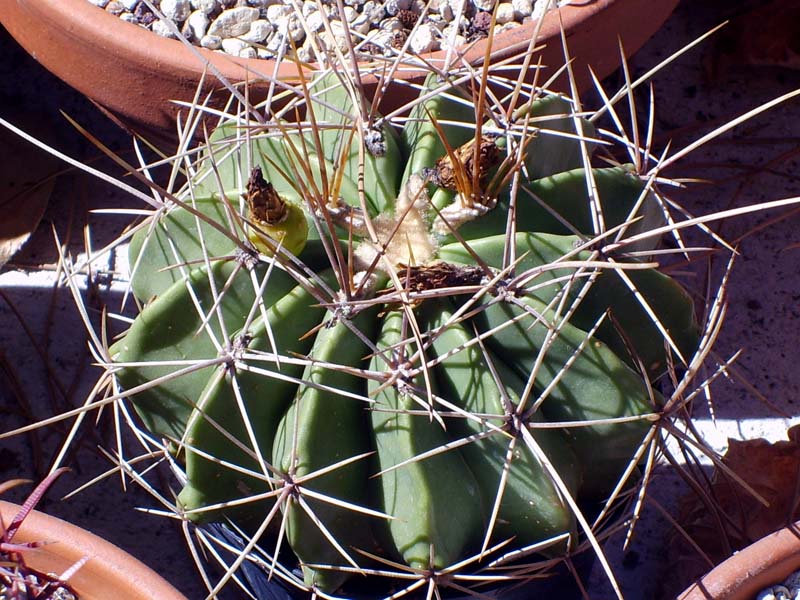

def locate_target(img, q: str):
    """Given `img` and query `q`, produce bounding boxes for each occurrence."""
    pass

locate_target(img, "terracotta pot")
[0,0,676,142]
[678,522,800,600]
[0,500,188,600]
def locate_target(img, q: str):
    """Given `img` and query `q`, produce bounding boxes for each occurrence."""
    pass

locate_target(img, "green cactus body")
[272,308,381,592]
[473,292,661,500]
[369,309,484,570]
[112,260,295,440]
[178,278,332,524]
[424,301,579,551]
[114,73,701,595]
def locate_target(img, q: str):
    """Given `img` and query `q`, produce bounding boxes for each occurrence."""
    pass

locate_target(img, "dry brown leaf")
[662,426,800,598]
[707,0,800,79]
[661,425,800,598]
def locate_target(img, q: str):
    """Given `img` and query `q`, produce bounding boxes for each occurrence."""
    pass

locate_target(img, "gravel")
[756,571,800,600]
[87,0,562,60]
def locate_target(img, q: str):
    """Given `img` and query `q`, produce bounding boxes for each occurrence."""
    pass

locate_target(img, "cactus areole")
[113,74,699,596]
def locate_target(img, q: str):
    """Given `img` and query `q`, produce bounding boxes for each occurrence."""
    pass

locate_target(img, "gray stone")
[152,19,177,37]
[511,0,532,18]
[191,0,219,14]
[221,36,250,55]
[208,6,260,37]
[200,33,223,48]
[495,2,515,24]
[161,0,192,21]
[185,10,210,40]
[240,19,274,42]
[408,22,437,53]
[361,1,386,24]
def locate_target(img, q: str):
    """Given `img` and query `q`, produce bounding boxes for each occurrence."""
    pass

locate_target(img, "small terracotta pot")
[0,500,187,600]
[678,522,800,600]
[0,0,677,142]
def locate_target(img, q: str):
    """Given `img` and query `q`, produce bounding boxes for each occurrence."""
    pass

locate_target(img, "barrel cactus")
[111,70,700,597]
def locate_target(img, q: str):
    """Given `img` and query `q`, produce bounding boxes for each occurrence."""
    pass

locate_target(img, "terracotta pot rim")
[0,0,677,141]
[36,0,615,84]
[0,499,187,600]
[678,521,800,600]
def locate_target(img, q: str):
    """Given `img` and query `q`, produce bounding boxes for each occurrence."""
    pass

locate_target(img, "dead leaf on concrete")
[707,0,800,79]
[662,425,800,598]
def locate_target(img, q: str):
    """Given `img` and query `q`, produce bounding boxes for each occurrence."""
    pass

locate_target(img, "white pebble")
[161,0,192,21]
[266,4,292,20]
[240,19,274,42]
[200,33,222,48]
[342,6,357,23]
[256,47,275,59]
[511,0,533,18]
[495,2,515,24]
[119,0,139,10]
[301,1,318,17]
[409,22,437,53]
[208,7,260,38]
[305,11,325,32]
[440,24,464,46]
[494,20,519,34]
[119,11,137,23]
[361,1,385,24]
[426,14,446,29]
[380,17,404,32]
[472,0,495,10]
[384,0,412,16]
[436,0,455,21]
[191,0,218,14]
[221,37,250,54]
[295,41,313,62]
[318,22,349,51]
[152,19,177,37]
[185,10,210,39]
[89,0,110,7]
[351,13,372,34]
[275,14,305,42]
